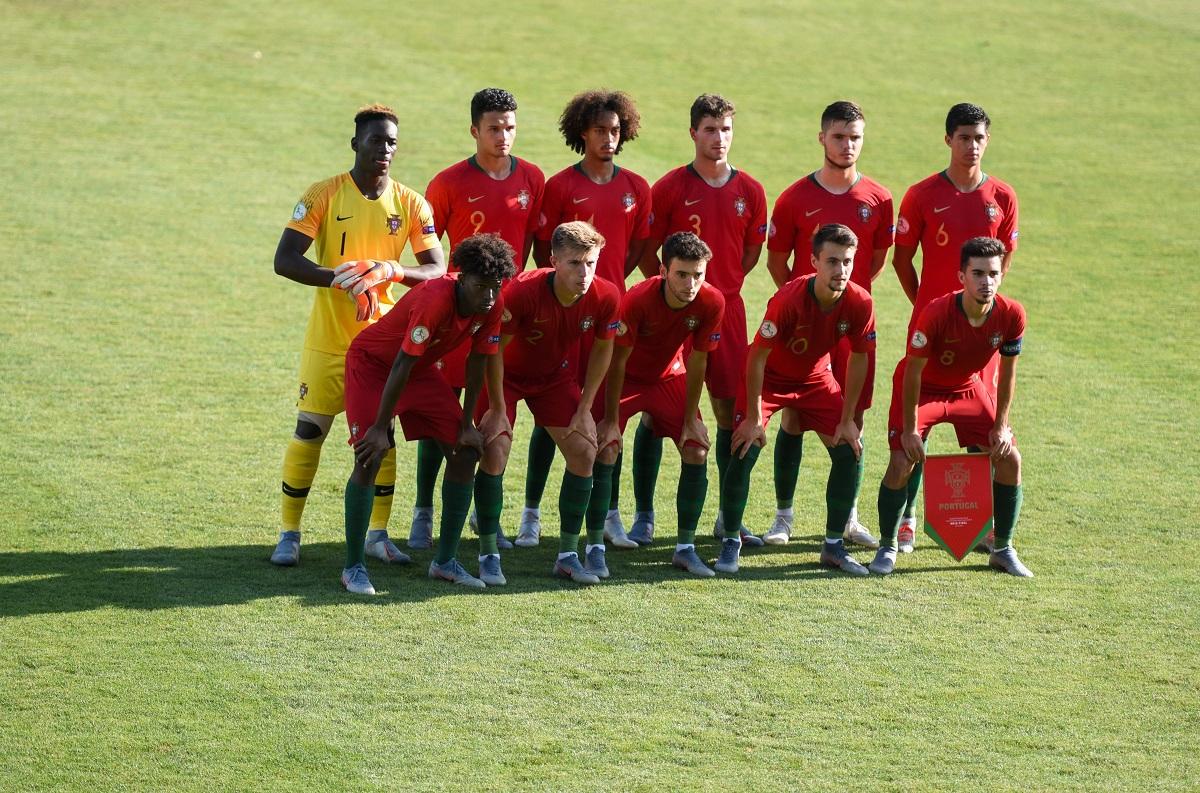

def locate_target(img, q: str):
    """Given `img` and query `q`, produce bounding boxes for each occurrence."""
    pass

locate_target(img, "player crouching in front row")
[870,236,1031,577]
[721,224,877,576]
[338,235,516,594]
[595,232,725,576]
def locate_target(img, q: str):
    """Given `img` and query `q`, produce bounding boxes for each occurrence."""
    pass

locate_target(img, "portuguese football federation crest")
[685,315,699,330]
[517,189,531,210]
[580,315,594,331]
[985,203,999,221]
[923,453,994,560]
[734,196,747,217]
[622,192,635,212]
[990,332,1002,348]
[858,204,871,223]
[837,320,849,336]
[387,214,402,235]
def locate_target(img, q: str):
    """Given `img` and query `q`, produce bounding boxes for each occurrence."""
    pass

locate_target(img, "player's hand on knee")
[353,424,391,470]
[831,419,863,459]
[453,424,485,459]
[678,417,710,453]
[478,409,512,445]
[900,431,926,464]
[731,421,765,459]
[597,418,622,455]
[988,425,1014,461]
[566,410,598,449]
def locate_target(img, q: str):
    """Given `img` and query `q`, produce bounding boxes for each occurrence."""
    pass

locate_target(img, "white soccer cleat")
[843,517,879,549]
[270,531,301,566]
[340,563,376,595]
[763,513,793,545]
[514,507,541,547]
[897,517,916,554]
[364,530,411,564]
[603,509,639,549]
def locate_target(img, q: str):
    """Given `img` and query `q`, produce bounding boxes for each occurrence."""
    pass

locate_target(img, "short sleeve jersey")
[500,268,621,384]
[424,156,544,266]
[286,173,440,356]
[536,164,652,292]
[349,275,503,373]
[650,165,768,295]
[908,291,1025,390]
[753,275,876,386]
[768,174,894,291]
[895,172,1019,319]
[616,277,726,385]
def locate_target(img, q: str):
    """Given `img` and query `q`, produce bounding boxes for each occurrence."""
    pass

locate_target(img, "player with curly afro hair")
[558,90,641,155]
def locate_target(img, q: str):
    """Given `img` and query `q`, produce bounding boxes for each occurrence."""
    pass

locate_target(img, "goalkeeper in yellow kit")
[270,104,446,566]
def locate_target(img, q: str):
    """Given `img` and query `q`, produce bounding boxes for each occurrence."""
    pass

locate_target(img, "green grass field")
[2,0,1198,789]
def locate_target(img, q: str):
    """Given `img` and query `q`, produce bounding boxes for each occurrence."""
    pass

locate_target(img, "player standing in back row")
[764,100,893,549]
[519,89,650,551]
[407,88,545,552]
[270,104,446,569]
[643,93,768,547]
[890,103,1019,553]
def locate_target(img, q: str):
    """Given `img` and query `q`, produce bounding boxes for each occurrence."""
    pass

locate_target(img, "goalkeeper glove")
[332,259,405,296]
[353,283,383,322]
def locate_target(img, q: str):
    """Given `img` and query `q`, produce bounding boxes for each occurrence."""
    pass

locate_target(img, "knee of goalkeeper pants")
[294,411,335,442]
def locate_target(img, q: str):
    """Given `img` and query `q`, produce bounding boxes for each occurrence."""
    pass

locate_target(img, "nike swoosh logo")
[468,196,485,203]
[533,317,549,323]
[336,214,353,221]
[684,199,701,206]
[945,338,960,343]
[804,208,821,217]
[933,206,950,214]
[572,197,590,204]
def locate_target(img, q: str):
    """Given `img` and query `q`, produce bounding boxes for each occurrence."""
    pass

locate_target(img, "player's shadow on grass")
[0,538,993,617]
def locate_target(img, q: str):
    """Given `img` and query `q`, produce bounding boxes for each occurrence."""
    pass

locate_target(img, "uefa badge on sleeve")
[923,453,994,560]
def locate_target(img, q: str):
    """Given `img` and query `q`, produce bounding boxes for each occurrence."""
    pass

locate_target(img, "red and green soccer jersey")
[537,164,651,291]
[424,155,545,269]
[616,277,725,385]
[752,275,876,388]
[907,291,1025,390]
[348,274,504,372]
[768,173,894,291]
[649,165,768,296]
[500,268,621,385]
[895,171,1019,320]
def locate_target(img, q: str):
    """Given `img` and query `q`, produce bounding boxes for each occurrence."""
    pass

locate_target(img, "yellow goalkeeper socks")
[281,437,323,531]
[368,447,397,531]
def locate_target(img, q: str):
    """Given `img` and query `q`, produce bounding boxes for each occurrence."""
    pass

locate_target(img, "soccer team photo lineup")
[271,89,1033,595]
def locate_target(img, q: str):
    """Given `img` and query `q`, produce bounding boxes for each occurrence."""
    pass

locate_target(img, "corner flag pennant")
[922,453,993,561]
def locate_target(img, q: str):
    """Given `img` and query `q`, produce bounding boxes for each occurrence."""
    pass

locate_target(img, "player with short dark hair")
[520,89,652,550]
[870,237,1031,577]
[407,88,545,553]
[642,93,768,548]
[471,221,621,585]
[718,224,876,575]
[338,234,515,593]
[764,100,893,549]
[889,102,1020,553]
[593,232,724,575]
[269,104,446,569]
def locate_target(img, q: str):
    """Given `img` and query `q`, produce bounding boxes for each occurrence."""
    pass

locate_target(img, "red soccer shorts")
[590,373,693,443]
[733,369,844,437]
[705,295,746,401]
[829,335,875,413]
[886,364,1010,451]
[345,351,463,447]
[475,371,582,429]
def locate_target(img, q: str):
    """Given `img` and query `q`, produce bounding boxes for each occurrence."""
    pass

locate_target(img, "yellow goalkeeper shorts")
[295,348,346,416]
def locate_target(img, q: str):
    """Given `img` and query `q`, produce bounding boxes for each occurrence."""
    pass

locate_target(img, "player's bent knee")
[681,444,707,466]
[444,447,481,481]
[294,411,334,442]
[598,444,620,466]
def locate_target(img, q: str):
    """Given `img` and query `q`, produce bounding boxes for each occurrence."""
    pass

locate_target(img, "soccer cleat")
[270,531,300,566]
[977,529,997,554]
[604,510,639,549]
[340,563,376,595]
[513,507,542,547]
[843,517,880,549]
[989,547,1033,578]
[408,507,434,550]
[584,546,610,579]
[428,558,486,589]
[553,553,600,585]
[869,547,897,576]
[627,511,656,545]
[496,527,514,551]
[671,547,716,578]
[713,538,742,574]
[763,513,793,545]
[478,554,506,586]
[714,513,765,547]
[897,517,916,553]
[364,530,411,564]
[819,541,869,576]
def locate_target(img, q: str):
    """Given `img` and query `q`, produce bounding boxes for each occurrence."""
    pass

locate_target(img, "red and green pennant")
[923,453,993,561]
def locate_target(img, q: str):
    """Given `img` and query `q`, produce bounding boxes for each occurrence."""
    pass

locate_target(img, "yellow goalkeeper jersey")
[286,172,440,355]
